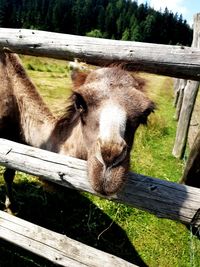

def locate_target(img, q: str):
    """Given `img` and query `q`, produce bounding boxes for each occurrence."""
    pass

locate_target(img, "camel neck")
[47,118,88,160]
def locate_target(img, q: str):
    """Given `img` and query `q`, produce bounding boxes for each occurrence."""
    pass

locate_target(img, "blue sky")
[137,0,200,26]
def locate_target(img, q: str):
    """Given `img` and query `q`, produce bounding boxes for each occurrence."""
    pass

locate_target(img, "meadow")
[0,56,199,267]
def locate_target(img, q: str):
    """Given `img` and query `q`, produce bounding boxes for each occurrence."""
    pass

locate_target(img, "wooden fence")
[1,139,200,226]
[1,28,200,80]
[172,13,200,187]
[0,138,200,266]
[173,13,200,159]
[0,209,136,267]
[0,25,200,266]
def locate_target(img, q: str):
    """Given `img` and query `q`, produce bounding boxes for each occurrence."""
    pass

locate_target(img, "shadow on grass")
[0,180,148,267]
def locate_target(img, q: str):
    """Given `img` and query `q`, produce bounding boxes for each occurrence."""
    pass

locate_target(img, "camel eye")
[74,93,87,113]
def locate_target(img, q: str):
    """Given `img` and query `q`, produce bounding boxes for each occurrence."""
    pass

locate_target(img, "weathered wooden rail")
[0,210,136,267]
[0,138,200,227]
[1,28,200,81]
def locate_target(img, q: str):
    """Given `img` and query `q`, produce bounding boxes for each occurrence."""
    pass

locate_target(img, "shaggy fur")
[0,52,155,209]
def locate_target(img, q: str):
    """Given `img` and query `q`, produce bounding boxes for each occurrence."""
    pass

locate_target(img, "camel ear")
[71,70,89,88]
[132,76,146,92]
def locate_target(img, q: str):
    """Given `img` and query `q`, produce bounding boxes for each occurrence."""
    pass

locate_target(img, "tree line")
[0,0,192,45]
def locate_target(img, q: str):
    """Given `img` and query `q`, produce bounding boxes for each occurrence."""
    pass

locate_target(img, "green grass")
[131,74,184,182]
[0,56,199,267]
[21,55,72,115]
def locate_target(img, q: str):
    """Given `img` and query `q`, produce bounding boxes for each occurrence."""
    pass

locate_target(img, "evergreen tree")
[86,29,103,38]
[0,0,192,46]
[143,13,156,42]
[97,5,106,33]
[105,2,116,38]
[121,28,130,40]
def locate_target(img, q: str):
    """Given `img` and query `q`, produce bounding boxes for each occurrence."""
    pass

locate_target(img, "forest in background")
[0,0,193,45]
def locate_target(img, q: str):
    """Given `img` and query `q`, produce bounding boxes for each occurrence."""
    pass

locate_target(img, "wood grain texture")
[173,79,180,108]
[0,28,200,80]
[0,210,137,267]
[172,80,199,158]
[173,13,200,158]
[174,79,187,120]
[0,139,200,226]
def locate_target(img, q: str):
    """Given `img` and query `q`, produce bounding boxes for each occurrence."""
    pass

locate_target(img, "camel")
[0,51,155,210]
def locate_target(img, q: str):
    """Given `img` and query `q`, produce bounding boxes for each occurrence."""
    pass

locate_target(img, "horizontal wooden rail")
[0,28,200,80]
[0,139,200,226]
[0,210,136,267]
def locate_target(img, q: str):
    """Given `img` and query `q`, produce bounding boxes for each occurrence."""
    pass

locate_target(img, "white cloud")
[148,0,187,16]
[137,0,193,25]
[138,0,188,16]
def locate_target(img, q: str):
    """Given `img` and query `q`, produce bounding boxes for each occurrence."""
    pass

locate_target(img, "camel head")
[71,67,155,195]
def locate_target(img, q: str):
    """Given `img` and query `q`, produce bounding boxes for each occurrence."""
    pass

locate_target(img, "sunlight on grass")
[20,55,72,115]
[131,74,184,182]
[0,56,199,267]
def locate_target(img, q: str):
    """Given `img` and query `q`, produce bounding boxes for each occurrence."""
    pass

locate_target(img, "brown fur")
[0,52,155,209]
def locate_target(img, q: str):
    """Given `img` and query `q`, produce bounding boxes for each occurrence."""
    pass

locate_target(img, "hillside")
[0,0,192,45]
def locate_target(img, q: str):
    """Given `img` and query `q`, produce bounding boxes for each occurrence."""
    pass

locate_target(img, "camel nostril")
[100,139,127,167]
[112,143,127,167]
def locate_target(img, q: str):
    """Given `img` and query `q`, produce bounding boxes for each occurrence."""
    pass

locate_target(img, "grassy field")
[0,56,199,267]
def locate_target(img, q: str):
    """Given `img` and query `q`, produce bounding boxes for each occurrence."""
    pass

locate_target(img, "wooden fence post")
[180,130,200,187]
[174,79,187,120]
[172,13,200,159]
[172,80,199,158]
[173,79,180,107]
